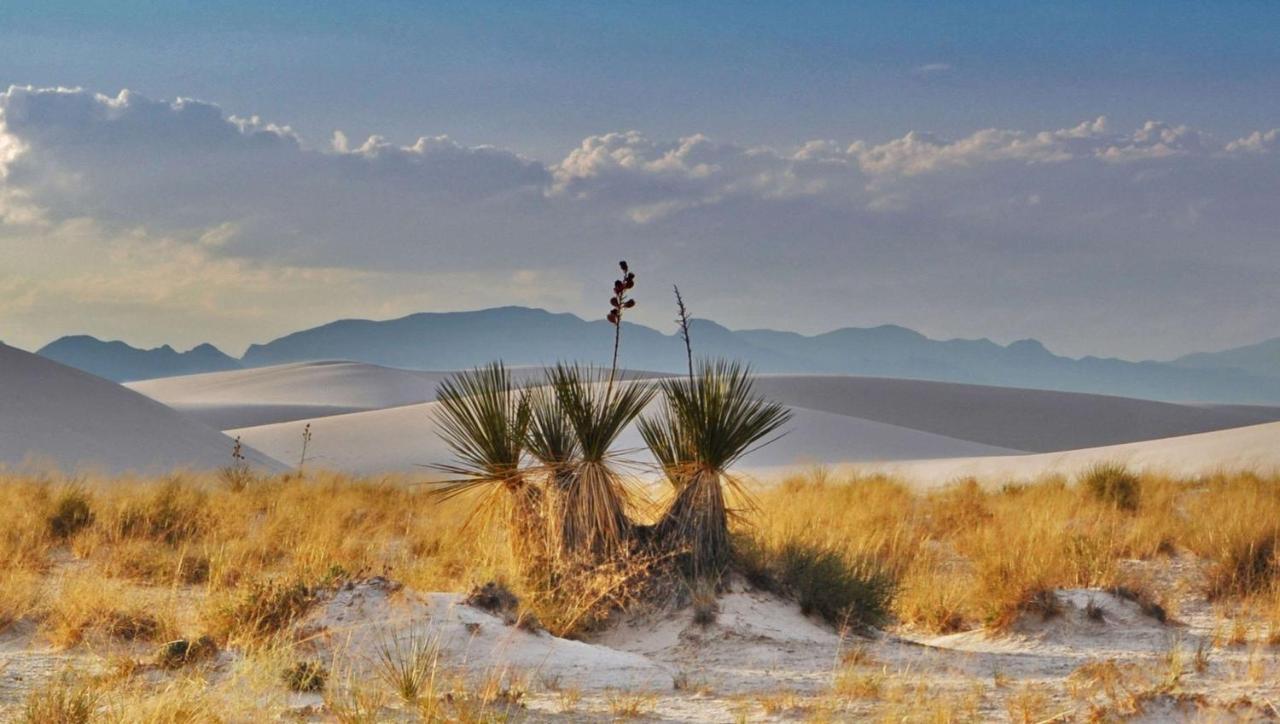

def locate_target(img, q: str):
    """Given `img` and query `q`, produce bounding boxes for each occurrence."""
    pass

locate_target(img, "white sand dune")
[230,397,1018,476]
[126,361,452,428]
[0,343,281,474]
[749,374,1280,452]
[127,361,1280,481]
[847,420,1280,487]
[128,361,599,428]
[142,362,1276,452]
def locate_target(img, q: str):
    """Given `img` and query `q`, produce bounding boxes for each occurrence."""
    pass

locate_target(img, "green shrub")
[1081,463,1141,511]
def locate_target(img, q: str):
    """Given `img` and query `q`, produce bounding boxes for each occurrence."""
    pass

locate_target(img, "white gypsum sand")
[0,343,282,474]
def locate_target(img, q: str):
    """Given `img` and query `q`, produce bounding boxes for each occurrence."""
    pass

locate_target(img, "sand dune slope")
[750,375,1280,452]
[858,420,1280,487]
[0,344,281,474]
[230,397,1018,476]
[126,361,449,428]
[128,362,580,428]
[139,364,1279,453]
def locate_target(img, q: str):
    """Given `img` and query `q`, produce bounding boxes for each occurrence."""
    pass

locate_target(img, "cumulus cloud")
[2,84,1280,358]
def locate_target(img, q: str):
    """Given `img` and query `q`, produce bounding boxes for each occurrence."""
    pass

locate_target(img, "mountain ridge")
[37,335,242,382]
[33,307,1280,403]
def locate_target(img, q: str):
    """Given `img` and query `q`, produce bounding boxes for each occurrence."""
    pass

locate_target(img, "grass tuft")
[1081,462,1141,511]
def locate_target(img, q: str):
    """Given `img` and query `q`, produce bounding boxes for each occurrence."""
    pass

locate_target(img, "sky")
[0,1,1278,359]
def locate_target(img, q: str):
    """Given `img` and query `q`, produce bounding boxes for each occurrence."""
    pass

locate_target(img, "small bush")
[116,480,209,545]
[1081,463,1141,511]
[1205,534,1279,599]
[48,488,94,540]
[283,660,328,693]
[691,583,719,627]
[154,635,218,669]
[42,575,174,647]
[463,581,519,624]
[738,537,891,629]
[205,578,315,644]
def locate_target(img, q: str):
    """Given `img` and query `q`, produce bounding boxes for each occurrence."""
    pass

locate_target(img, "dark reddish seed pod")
[624,299,636,308]
[614,281,625,294]
[619,260,629,272]
[624,278,634,289]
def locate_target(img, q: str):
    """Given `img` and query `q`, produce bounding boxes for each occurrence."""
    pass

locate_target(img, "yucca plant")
[547,364,654,561]
[641,360,791,579]
[523,383,580,578]
[430,363,543,566]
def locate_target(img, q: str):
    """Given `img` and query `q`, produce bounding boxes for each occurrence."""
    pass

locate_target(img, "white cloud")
[1226,128,1280,155]
[2,85,1280,358]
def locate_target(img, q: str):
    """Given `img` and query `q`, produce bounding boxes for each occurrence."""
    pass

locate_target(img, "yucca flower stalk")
[606,260,637,391]
[547,363,654,561]
[429,362,544,568]
[641,360,791,579]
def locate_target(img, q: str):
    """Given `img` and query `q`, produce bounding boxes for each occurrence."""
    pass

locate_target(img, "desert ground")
[4,346,1280,721]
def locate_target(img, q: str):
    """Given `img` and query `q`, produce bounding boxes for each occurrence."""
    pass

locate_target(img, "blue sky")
[0,2,1278,359]
[3,1,1276,158]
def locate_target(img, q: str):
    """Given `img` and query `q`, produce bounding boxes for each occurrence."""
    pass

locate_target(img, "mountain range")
[36,335,242,382]
[31,307,1280,403]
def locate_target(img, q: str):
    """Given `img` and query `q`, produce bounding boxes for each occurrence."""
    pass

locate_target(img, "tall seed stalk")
[606,261,636,392]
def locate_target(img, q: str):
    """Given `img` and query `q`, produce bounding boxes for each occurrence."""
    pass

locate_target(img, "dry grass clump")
[737,537,891,629]
[41,572,177,648]
[282,659,329,693]
[204,577,316,646]
[0,569,43,632]
[47,486,95,540]
[19,672,98,724]
[1081,461,1142,511]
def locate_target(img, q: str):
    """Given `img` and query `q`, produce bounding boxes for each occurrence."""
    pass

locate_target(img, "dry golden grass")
[749,468,1280,634]
[0,465,1279,718]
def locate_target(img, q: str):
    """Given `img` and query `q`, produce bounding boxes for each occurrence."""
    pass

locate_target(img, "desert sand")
[0,344,280,474]
[228,396,1021,475]
[854,419,1280,486]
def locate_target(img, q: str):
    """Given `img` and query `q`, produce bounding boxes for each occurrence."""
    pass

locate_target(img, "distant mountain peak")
[37,335,240,382]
